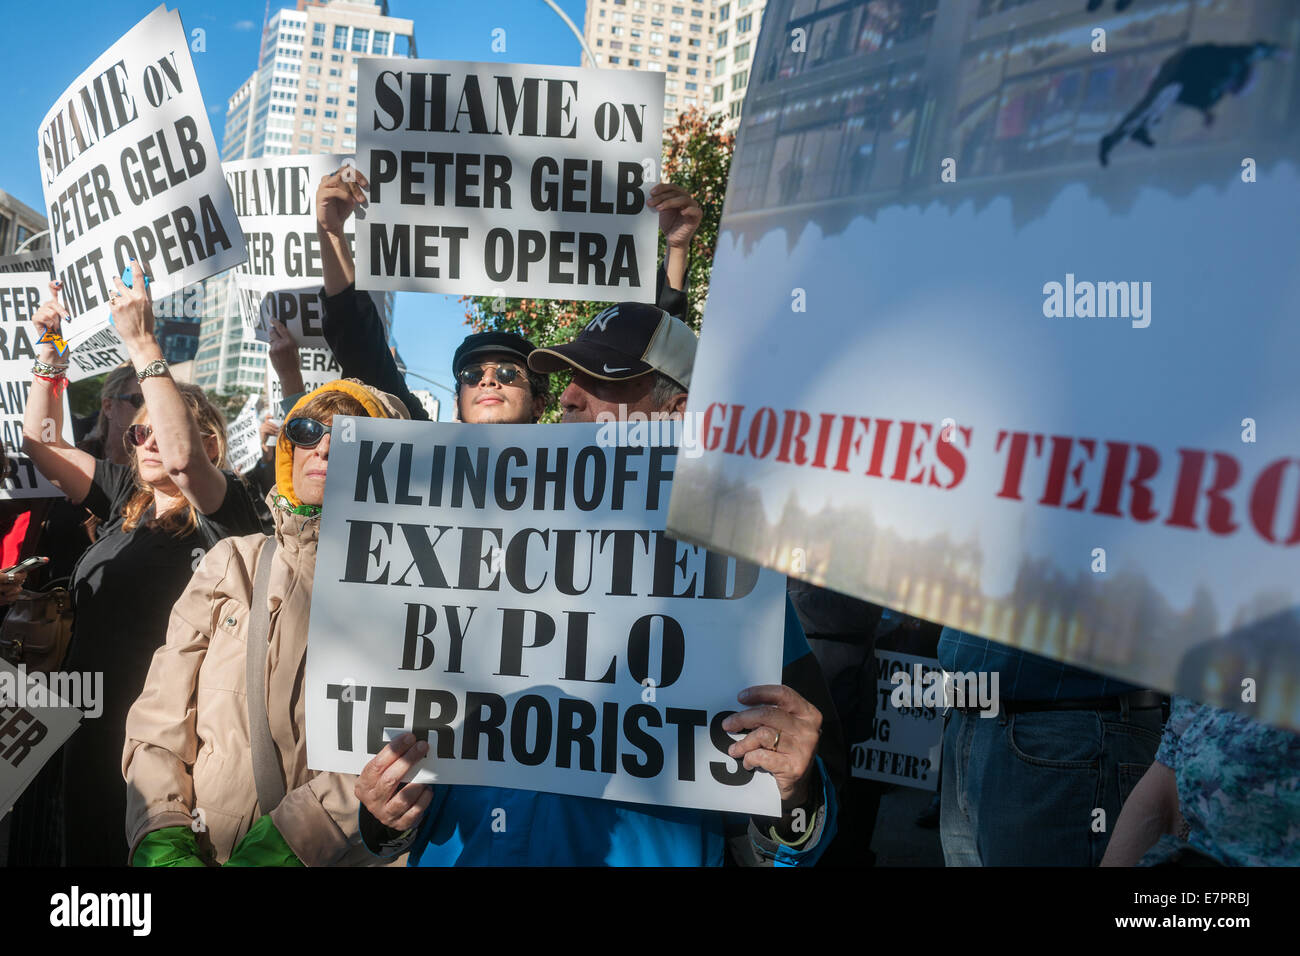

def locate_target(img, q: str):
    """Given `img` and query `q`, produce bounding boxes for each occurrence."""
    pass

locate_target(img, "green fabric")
[224,814,305,867]
[132,826,210,867]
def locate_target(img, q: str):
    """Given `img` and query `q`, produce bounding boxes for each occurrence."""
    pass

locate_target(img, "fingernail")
[400,732,413,744]
[418,741,429,754]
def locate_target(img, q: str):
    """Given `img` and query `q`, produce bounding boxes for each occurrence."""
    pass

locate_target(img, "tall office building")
[581,0,716,129]
[196,0,415,393]
[710,0,769,130]
[0,188,48,256]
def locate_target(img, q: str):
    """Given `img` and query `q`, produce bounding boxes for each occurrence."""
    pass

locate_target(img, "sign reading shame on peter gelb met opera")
[354,59,663,302]
[37,4,246,379]
[666,0,1300,729]
[305,418,785,816]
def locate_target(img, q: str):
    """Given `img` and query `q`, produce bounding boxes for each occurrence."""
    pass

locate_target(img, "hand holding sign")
[647,183,703,251]
[108,264,155,350]
[723,684,823,811]
[316,166,368,239]
[355,732,433,831]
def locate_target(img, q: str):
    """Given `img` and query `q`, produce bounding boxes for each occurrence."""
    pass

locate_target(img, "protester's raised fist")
[108,263,156,349]
[648,183,703,251]
[722,683,823,808]
[317,165,369,238]
[355,732,433,831]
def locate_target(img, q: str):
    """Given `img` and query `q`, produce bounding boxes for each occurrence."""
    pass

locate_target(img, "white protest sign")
[0,660,83,817]
[0,252,55,277]
[306,419,785,816]
[37,4,246,351]
[355,59,663,301]
[64,325,130,383]
[225,393,263,475]
[666,2,1300,730]
[0,272,75,499]
[267,346,342,408]
[850,651,942,792]
[223,153,383,349]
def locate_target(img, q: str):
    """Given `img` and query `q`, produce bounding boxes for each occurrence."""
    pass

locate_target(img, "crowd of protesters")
[0,171,1296,868]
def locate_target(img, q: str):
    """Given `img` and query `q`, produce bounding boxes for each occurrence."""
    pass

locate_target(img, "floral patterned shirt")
[1154,695,1300,866]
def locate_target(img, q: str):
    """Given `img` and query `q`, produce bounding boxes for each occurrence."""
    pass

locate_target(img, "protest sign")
[666,0,1300,729]
[64,326,130,384]
[305,419,785,816]
[37,4,246,353]
[0,272,75,499]
[355,59,663,301]
[267,346,342,408]
[850,651,942,792]
[0,252,55,277]
[223,153,385,349]
[225,393,263,475]
[0,659,83,817]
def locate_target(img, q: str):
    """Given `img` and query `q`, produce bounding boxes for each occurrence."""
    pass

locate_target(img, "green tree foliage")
[459,107,735,419]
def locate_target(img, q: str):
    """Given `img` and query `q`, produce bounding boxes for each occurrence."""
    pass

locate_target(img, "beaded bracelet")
[33,360,70,377]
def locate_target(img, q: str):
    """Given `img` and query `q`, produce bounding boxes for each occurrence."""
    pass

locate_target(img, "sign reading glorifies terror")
[37,4,246,354]
[305,419,785,816]
[0,272,75,500]
[223,153,384,350]
[355,60,663,301]
[666,0,1300,730]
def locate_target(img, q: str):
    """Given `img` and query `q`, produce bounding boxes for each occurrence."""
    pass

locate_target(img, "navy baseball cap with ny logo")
[528,302,698,389]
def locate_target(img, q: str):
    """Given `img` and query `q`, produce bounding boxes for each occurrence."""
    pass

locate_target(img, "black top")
[61,459,269,866]
[321,261,690,422]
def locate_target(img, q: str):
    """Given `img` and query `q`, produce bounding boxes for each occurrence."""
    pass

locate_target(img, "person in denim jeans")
[939,628,1164,866]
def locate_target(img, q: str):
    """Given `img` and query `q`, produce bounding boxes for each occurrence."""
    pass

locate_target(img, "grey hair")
[649,372,687,412]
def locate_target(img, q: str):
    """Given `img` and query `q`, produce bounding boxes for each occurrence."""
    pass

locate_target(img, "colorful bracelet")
[33,360,69,377]
[34,373,70,397]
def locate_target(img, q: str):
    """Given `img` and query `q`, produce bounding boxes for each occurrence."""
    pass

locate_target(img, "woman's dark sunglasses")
[124,424,215,448]
[284,417,331,448]
[458,362,525,387]
[114,393,145,409]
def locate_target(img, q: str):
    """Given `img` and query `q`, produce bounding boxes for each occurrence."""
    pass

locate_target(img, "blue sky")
[2,0,590,417]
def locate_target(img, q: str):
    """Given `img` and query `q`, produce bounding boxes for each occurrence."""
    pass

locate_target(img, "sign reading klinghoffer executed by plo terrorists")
[305,419,785,816]
[355,60,664,302]
[37,5,246,360]
[667,0,1300,728]
[224,153,385,350]
[0,273,75,500]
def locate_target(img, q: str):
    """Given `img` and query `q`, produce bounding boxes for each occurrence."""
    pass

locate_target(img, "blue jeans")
[940,703,1163,866]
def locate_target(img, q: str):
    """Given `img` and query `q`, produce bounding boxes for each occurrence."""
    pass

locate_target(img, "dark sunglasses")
[124,424,217,448]
[114,393,145,409]
[284,417,331,448]
[458,362,526,387]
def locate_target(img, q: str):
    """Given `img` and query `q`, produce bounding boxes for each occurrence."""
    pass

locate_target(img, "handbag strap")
[246,536,285,816]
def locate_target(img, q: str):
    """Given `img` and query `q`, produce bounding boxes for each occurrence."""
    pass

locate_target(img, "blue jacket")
[361,597,841,866]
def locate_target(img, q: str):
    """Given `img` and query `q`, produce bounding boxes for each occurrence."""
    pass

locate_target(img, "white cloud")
[233,20,255,31]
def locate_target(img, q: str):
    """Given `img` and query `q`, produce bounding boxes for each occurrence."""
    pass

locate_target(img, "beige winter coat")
[122,380,408,866]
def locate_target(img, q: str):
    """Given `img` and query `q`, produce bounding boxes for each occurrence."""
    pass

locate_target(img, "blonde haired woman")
[125,379,407,867]
[23,272,267,865]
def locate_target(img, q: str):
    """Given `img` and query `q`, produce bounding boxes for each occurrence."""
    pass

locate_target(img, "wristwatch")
[136,359,170,383]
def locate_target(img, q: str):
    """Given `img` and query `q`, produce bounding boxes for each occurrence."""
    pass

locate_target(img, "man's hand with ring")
[355,732,432,831]
[722,684,823,811]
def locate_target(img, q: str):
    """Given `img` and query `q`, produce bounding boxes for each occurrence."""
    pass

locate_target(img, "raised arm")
[317,166,366,296]
[22,280,96,503]
[110,268,228,514]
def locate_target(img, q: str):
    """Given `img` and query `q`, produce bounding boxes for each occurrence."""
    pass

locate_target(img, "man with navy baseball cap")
[528,302,697,423]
